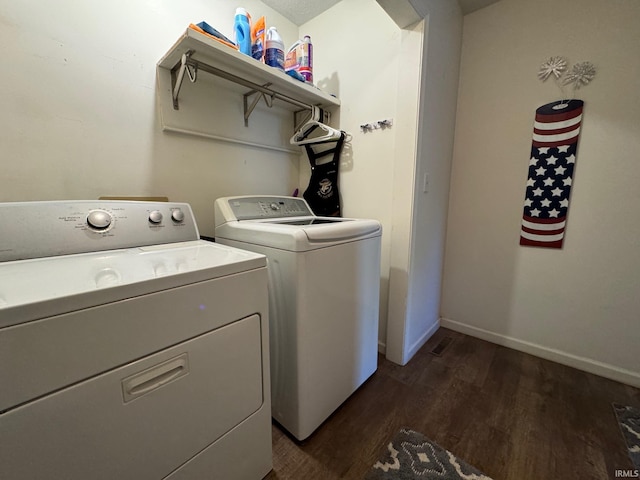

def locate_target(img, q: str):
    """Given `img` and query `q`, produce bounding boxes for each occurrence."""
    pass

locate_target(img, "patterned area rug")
[613,404,640,470]
[365,429,494,480]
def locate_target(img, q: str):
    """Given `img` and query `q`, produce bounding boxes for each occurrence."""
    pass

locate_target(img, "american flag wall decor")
[520,99,584,248]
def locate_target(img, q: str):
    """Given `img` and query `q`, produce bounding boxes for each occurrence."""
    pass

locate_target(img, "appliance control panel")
[220,196,313,221]
[0,201,200,262]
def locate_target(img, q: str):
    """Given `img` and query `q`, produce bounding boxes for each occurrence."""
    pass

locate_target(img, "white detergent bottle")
[299,35,313,82]
[265,27,285,70]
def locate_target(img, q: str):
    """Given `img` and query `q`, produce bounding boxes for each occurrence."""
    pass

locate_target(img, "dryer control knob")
[87,210,112,230]
[171,209,185,223]
[149,210,163,224]
[270,202,280,211]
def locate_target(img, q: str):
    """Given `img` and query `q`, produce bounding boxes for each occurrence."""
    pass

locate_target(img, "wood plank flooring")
[266,327,640,480]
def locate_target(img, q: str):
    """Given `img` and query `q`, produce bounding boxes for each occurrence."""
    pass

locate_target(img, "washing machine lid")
[215,217,381,251]
[214,195,382,251]
[0,240,265,329]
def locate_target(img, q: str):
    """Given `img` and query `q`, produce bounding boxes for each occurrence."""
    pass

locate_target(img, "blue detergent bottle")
[234,8,251,55]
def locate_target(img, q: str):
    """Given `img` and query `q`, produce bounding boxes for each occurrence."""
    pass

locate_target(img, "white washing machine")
[0,200,272,480]
[214,195,382,441]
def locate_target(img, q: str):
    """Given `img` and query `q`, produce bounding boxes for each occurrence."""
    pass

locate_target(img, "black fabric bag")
[303,132,345,217]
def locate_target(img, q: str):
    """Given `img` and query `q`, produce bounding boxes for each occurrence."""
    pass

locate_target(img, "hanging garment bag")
[303,132,345,217]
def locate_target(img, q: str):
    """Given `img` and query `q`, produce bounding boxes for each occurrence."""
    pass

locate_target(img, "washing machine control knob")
[171,209,185,223]
[269,202,280,211]
[86,210,112,230]
[148,210,163,224]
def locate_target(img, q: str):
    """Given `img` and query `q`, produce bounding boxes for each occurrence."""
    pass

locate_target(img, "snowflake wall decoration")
[538,56,567,81]
[537,56,597,98]
[563,62,597,89]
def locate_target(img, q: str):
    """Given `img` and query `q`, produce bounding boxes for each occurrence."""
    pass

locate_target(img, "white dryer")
[214,195,382,441]
[0,200,272,480]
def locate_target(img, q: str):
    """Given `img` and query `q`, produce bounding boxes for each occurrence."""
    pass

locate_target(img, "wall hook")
[360,118,393,132]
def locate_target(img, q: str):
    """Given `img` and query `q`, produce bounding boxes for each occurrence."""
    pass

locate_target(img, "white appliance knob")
[149,210,163,224]
[270,202,280,210]
[87,210,112,229]
[171,209,185,222]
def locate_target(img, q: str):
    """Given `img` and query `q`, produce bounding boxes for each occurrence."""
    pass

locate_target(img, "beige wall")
[0,0,302,236]
[442,0,640,385]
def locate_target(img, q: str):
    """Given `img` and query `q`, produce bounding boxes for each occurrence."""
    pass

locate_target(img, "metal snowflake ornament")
[563,61,597,89]
[538,56,567,81]
[537,56,597,97]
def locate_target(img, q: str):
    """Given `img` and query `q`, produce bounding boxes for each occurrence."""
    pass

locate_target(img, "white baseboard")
[440,317,640,388]
[404,319,440,364]
[380,320,440,366]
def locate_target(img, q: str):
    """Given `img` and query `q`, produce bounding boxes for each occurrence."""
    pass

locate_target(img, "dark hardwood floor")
[265,327,640,479]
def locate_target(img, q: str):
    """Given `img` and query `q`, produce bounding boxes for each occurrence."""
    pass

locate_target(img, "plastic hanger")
[290,107,343,146]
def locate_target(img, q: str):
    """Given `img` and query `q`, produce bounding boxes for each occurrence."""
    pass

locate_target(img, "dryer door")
[0,314,264,480]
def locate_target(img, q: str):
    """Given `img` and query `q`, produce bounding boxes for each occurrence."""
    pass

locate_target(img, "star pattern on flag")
[523,144,576,219]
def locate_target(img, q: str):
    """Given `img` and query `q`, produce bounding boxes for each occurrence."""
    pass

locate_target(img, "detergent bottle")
[251,16,266,61]
[234,8,251,55]
[299,35,313,83]
[265,27,285,70]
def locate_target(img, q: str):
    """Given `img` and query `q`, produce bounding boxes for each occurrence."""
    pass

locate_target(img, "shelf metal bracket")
[243,84,274,127]
[169,49,321,127]
[170,51,196,110]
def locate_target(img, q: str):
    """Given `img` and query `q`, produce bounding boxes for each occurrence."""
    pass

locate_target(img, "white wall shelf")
[158,28,340,126]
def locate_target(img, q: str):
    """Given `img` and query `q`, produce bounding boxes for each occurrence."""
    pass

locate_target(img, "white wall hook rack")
[360,118,394,132]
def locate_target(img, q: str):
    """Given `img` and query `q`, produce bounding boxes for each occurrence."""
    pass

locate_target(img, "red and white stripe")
[532,105,583,147]
[520,216,566,248]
